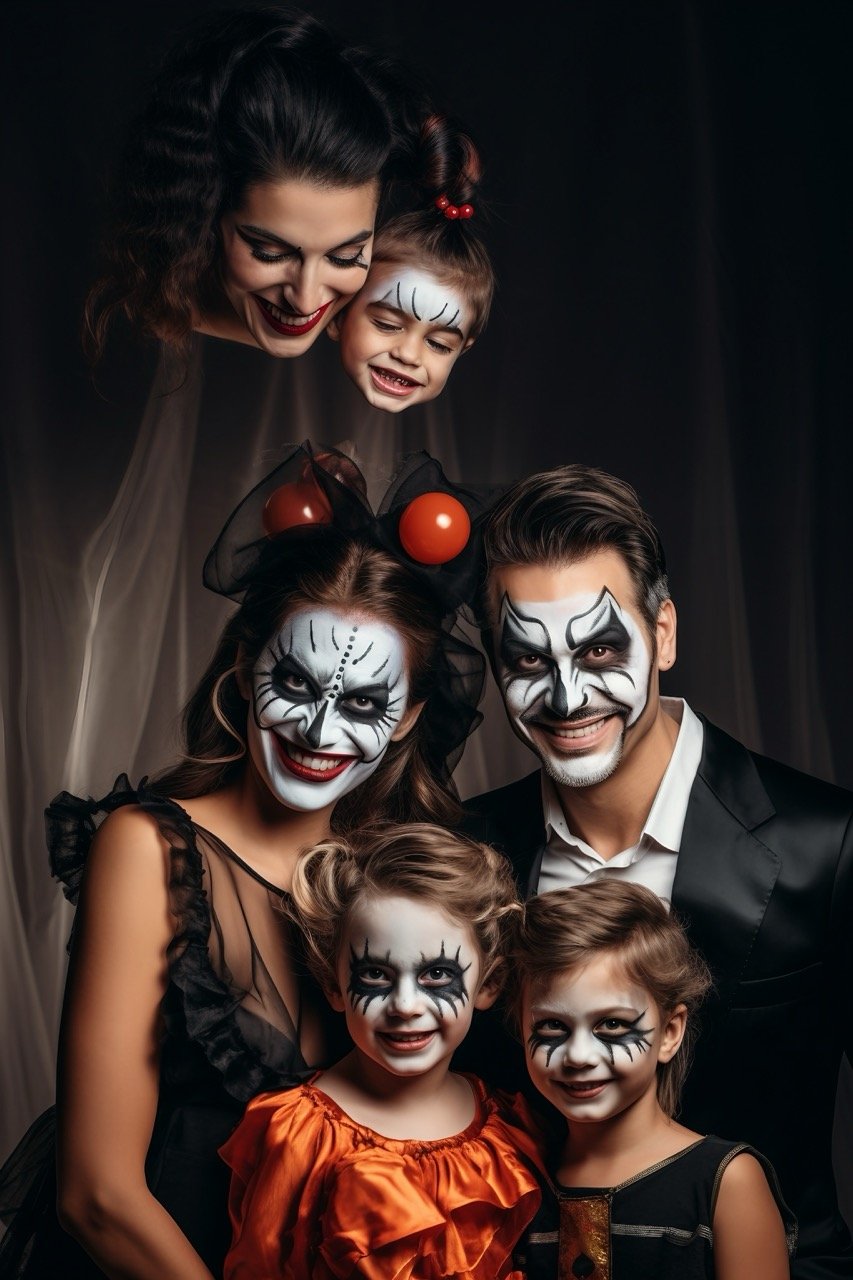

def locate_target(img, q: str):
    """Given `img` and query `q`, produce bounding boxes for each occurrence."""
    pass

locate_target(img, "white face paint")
[523,955,662,1124]
[335,894,484,1078]
[496,587,652,787]
[333,261,472,413]
[248,607,409,811]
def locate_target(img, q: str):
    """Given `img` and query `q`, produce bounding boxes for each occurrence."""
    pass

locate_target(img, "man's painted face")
[495,582,652,788]
[247,607,409,811]
[335,893,484,1078]
[523,954,664,1125]
[332,262,472,412]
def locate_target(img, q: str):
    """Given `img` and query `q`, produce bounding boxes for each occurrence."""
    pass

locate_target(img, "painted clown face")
[332,893,490,1078]
[494,558,654,787]
[523,954,668,1125]
[247,607,411,811]
[330,262,473,412]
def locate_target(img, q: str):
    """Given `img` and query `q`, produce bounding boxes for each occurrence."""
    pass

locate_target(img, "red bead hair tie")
[435,194,474,220]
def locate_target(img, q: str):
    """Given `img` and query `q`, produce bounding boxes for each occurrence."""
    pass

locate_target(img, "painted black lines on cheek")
[527,1029,567,1067]
[595,1013,655,1064]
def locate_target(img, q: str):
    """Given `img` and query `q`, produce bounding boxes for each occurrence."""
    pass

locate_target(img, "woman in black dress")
[0,443,485,1278]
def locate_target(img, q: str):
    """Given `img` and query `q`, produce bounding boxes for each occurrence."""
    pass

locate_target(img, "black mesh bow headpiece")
[202,441,489,783]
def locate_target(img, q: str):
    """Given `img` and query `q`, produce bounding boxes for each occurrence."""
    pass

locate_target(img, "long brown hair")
[151,526,465,828]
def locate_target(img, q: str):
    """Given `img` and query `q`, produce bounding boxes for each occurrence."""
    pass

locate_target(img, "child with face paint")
[327,119,495,412]
[511,881,796,1280]
[0,446,486,1280]
[82,8,480,365]
[220,824,545,1279]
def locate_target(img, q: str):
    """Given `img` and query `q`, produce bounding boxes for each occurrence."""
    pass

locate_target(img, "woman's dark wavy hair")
[150,525,462,829]
[370,114,495,338]
[83,5,436,362]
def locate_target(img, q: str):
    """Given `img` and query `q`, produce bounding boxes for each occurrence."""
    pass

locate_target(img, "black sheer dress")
[0,775,349,1278]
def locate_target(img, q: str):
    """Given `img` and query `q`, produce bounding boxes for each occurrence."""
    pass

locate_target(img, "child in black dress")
[512,880,796,1280]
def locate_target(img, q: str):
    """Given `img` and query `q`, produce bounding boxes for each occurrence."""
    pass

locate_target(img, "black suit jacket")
[460,716,853,1279]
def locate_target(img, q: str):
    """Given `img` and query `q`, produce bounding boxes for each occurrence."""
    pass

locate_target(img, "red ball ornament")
[444,204,460,219]
[398,492,471,565]
[262,478,333,535]
[458,204,474,219]
[435,194,450,210]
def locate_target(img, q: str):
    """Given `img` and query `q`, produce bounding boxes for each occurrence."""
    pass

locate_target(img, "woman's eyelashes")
[236,228,369,268]
[265,660,390,721]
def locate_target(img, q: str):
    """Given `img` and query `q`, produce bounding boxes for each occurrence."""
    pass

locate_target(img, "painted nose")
[559,1030,599,1070]
[386,975,425,1019]
[300,701,344,751]
[541,664,585,720]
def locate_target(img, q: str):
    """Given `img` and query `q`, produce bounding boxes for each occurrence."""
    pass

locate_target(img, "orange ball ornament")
[398,492,471,565]
[262,478,333,535]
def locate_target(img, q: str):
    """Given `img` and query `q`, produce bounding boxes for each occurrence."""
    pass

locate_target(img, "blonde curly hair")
[289,822,521,997]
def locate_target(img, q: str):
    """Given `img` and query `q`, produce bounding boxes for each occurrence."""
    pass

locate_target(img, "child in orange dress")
[220,824,545,1279]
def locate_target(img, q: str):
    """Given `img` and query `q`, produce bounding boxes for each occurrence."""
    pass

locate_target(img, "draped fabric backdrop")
[2,0,851,1222]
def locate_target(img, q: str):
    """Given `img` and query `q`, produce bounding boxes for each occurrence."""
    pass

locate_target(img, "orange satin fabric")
[220,1072,545,1279]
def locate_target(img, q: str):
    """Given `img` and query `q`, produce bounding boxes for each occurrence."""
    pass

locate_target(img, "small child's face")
[329,892,495,1077]
[522,954,683,1124]
[329,263,474,413]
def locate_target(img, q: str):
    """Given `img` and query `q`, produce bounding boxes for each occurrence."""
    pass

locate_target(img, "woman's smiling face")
[217,176,379,356]
[246,606,418,812]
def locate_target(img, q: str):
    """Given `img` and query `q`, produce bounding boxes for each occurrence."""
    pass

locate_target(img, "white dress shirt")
[535,698,704,906]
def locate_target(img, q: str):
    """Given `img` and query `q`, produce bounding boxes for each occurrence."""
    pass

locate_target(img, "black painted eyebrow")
[236,223,374,251]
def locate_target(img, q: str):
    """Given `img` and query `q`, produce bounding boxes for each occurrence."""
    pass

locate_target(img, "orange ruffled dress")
[220,1072,545,1279]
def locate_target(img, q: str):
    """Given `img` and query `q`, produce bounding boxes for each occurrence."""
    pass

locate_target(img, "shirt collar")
[541,697,704,858]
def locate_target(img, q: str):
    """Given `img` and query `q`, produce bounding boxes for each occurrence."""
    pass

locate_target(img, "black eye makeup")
[592,1011,654,1064]
[347,940,471,1018]
[234,225,370,270]
[526,1011,655,1066]
[257,654,320,710]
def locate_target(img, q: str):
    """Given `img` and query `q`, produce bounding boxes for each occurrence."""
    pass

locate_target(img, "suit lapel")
[671,718,780,1001]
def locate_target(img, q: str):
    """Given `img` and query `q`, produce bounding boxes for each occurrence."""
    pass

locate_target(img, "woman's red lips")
[254,295,332,336]
[273,737,356,782]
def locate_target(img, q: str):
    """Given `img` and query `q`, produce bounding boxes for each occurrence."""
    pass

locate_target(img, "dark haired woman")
[0,445,485,1279]
[84,5,481,365]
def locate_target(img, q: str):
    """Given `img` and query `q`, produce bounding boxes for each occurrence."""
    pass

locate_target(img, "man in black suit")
[462,463,852,1278]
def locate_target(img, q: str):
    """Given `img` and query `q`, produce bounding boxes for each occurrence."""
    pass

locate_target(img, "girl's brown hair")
[512,881,713,1117]
[289,823,521,996]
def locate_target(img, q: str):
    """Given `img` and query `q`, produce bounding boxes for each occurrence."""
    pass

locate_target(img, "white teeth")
[260,298,318,325]
[286,745,346,772]
[552,718,611,739]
